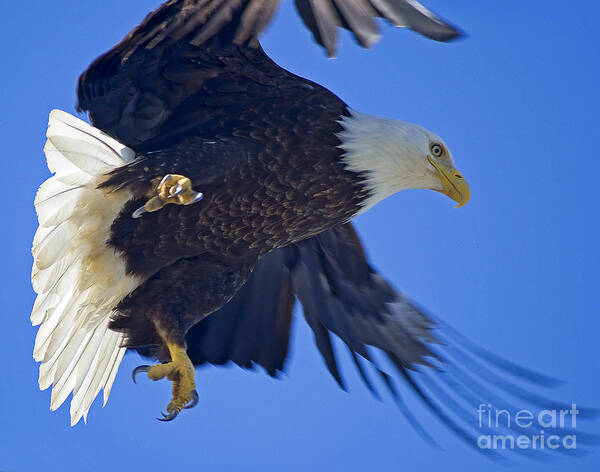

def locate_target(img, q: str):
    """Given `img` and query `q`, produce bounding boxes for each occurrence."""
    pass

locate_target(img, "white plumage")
[31,110,142,425]
[337,109,450,215]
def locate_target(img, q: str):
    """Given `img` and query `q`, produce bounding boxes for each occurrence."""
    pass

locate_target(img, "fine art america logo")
[476,403,579,450]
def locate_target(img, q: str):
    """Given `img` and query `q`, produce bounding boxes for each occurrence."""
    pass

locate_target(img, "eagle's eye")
[430,143,444,158]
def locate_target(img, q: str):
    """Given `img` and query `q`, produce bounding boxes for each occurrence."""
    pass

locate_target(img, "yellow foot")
[132,343,198,421]
[132,174,204,218]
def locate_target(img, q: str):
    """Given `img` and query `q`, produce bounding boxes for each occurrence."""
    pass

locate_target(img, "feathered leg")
[114,254,255,421]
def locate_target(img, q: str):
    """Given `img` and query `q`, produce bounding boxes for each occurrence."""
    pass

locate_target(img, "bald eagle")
[32,0,568,451]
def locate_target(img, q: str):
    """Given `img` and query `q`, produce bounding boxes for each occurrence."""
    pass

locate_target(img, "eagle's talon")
[184,390,199,409]
[170,184,184,196]
[185,192,204,205]
[132,365,151,383]
[158,174,172,188]
[136,343,197,420]
[158,410,179,422]
[131,206,147,219]
[132,174,203,218]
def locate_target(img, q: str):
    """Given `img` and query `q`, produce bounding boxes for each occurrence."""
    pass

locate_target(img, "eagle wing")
[185,222,448,379]
[184,223,577,454]
[294,0,461,55]
[77,27,311,151]
[77,0,460,78]
[77,0,459,148]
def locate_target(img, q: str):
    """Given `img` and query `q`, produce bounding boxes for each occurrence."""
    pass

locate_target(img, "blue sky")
[1,0,599,470]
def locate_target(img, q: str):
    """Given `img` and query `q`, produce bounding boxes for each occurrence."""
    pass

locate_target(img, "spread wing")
[76,0,459,149]
[186,246,296,375]
[294,0,461,55]
[184,223,591,456]
[77,0,460,76]
[76,23,317,151]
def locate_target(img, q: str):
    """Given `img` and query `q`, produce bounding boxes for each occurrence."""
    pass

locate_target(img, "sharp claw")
[185,192,204,205]
[159,174,172,187]
[132,205,147,219]
[132,365,151,383]
[157,410,179,422]
[170,185,183,196]
[184,390,199,409]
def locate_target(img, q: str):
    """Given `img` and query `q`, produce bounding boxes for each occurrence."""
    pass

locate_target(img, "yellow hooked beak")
[427,156,470,208]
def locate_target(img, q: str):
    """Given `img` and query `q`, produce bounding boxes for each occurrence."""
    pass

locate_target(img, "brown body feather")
[79,16,369,347]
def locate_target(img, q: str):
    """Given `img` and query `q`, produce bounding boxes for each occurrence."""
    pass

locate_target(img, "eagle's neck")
[337,109,435,215]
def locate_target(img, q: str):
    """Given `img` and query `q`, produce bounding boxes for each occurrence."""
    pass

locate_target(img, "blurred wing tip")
[440,26,465,42]
[431,21,464,42]
[401,22,464,43]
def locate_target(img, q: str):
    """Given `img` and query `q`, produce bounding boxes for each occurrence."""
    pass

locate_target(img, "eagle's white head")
[337,109,470,214]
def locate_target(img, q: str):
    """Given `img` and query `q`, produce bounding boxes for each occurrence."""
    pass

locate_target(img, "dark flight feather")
[76,0,461,106]
[77,0,460,147]
[186,246,295,374]
[181,223,595,456]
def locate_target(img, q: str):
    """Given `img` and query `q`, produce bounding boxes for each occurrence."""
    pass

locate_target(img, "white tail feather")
[31,110,142,425]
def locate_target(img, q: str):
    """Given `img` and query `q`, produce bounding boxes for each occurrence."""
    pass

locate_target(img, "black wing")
[77,0,460,70]
[77,0,460,148]
[186,246,296,375]
[294,0,461,55]
[187,223,445,380]
[185,223,596,456]
[77,2,356,152]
